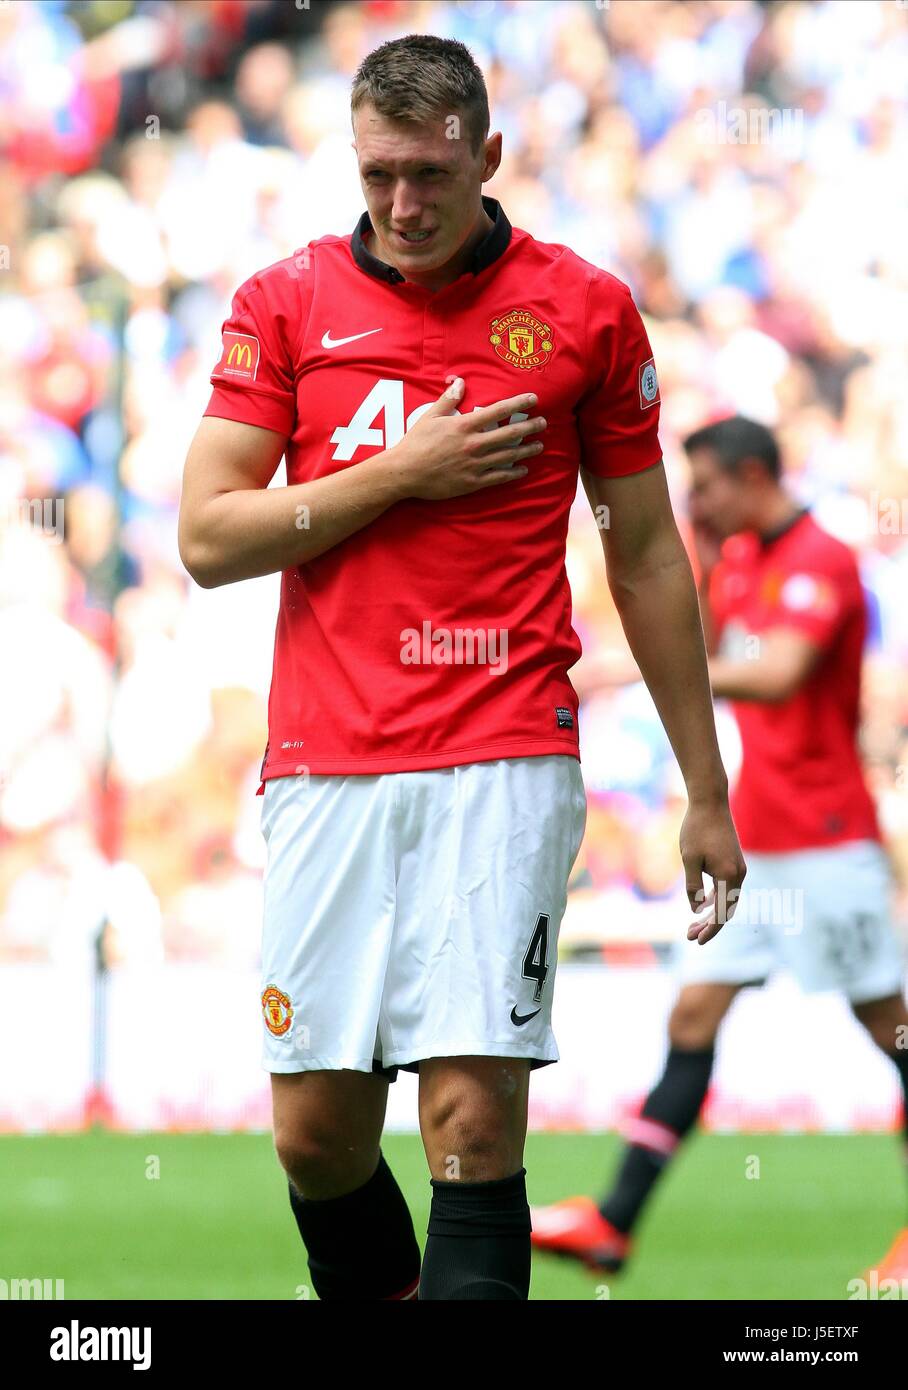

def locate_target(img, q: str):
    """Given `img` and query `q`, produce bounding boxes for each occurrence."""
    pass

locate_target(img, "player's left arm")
[582,461,747,942]
[708,628,823,702]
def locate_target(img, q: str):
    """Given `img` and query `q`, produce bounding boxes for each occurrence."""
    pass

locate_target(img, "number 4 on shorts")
[522,913,550,1004]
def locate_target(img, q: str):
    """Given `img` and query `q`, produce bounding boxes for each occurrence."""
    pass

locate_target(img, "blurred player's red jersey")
[710,510,879,852]
[203,197,662,783]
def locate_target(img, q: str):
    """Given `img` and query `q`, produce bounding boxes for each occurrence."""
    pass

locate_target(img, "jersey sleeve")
[764,569,848,648]
[576,274,663,479]
[204,267,298,436]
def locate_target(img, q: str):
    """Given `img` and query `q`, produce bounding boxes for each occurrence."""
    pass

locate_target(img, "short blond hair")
[351,34,490,156]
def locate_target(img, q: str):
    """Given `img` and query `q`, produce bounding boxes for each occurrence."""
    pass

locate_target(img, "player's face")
[352,103,500,287]
[686,447,751,539]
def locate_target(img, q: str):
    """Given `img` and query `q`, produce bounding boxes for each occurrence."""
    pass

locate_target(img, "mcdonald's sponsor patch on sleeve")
[214,331,261,381]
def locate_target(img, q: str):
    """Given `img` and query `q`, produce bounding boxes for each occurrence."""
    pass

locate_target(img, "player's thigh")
[271,1069,390,1198]
[668,982,742,1049]
[850,992,908,1050]
[417,1055,531,1182]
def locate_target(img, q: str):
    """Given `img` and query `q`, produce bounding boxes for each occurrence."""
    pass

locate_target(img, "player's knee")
[435,1126,517,1182]
[668,998,720,1051]
[273,1125,372,1197]
[273,1128,332,1191]
[422,1094,521,1180]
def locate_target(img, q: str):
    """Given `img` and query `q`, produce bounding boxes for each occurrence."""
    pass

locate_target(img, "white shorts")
[259,755,587,1075]
[675,839,905,1004]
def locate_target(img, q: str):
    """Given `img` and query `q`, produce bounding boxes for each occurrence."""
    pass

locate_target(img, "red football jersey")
[710,509,880,851]
[203,197,663,784]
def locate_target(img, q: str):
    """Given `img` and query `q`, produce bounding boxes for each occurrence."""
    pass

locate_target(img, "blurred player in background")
[178,35,745,1300]
[532,416,908,1283]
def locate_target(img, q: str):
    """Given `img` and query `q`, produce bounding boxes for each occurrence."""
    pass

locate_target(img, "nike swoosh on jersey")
[510,1006,541,1026]
[321,328,383,349]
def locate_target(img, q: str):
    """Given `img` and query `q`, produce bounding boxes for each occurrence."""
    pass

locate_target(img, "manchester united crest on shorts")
[262,984,293,1037]
[489,310,554,370]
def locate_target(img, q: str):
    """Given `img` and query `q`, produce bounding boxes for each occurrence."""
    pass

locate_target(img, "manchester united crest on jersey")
[262,984,293,1037]
[488,309,554,370]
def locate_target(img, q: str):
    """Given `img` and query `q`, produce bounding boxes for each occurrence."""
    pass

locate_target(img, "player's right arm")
[178,379,546,588]
[178,413,400,588]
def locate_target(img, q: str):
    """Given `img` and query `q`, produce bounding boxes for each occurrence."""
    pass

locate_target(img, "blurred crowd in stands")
[2,0,907,965]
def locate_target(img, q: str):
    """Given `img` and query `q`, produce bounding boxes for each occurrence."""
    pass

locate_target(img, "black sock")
[600,1045,715,1235]
[419,1168,531,1300]
[287,1151,420,1300]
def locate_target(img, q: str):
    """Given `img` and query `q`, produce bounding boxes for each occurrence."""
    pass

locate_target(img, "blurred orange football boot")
[530,1196,631,1274]
[861,1227,908,1289]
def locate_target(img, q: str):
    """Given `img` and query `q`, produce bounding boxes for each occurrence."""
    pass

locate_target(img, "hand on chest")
[297,300,585,472]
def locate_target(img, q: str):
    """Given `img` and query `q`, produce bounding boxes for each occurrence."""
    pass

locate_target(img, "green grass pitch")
[2,1131,902,1300]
